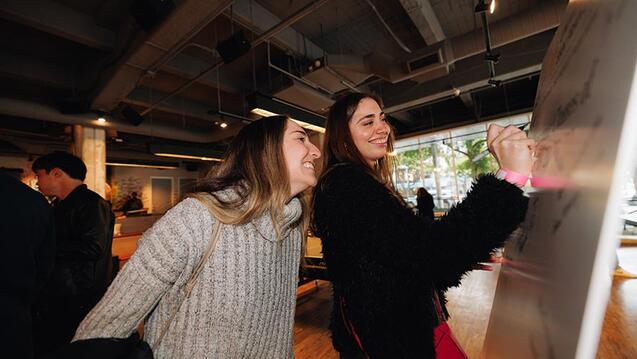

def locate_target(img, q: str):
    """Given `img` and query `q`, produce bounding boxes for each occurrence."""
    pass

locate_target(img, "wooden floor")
[293,247,637,358]
[294,280,337,359]
[598,246,637,359]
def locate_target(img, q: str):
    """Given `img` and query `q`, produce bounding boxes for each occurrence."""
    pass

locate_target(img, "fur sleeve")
[313,164,527,287]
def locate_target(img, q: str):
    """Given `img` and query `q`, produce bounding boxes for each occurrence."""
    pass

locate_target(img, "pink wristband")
[496,169,529,187]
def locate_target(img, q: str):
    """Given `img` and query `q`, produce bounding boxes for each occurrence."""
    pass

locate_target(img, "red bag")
[339,290,468,359]
[432,290,469,359]
[432,322,467,358]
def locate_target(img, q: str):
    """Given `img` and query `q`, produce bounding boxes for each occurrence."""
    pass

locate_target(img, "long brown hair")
[322,92,395,186]
[194,116,308,241]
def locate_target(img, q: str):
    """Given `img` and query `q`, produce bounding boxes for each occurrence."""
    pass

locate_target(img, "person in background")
[30,152,115,356]
[312,93,534,358]
[416,187,435,221]
[121,191,143,214]
[104,183,113,204]
[73,116,321,358]
[0,172,55,359]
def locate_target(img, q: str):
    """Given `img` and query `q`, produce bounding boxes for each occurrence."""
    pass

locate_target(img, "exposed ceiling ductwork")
[92,0,234,111]
[0,98,238,143]
[298,1,564,90]
[0,0,569,157]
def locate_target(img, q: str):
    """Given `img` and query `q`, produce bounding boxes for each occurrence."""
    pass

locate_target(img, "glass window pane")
[393,112,532,210]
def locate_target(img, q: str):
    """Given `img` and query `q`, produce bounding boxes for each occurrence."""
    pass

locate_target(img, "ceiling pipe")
[364,0,411,53]
[0,98,224,143]
[139,0,331,117]
[266,42,334,95]
[92,0,234,110]
[383,64,542,114]
[313,1,563,87]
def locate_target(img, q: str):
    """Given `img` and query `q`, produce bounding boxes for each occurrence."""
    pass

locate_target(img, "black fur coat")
[311,163,528,358]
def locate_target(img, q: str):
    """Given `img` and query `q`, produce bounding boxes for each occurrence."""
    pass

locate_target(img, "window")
[393,112,531,210]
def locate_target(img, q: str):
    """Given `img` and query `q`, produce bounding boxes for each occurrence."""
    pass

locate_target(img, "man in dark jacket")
[0,172,55,359]
[31,152,115,355]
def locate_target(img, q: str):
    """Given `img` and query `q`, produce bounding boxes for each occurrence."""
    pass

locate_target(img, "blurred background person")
[416,187,435,221]
[121,191,143,214]
[0,171,55,359]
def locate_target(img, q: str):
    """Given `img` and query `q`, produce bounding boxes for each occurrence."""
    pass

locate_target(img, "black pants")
[0,297,34,359]
[33,291,103,358]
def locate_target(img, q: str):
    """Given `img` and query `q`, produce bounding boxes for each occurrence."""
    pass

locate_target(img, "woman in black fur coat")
[312,93,534,358]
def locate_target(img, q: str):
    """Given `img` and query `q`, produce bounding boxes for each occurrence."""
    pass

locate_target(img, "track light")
[474,0,495,14]
[475,0,500,86]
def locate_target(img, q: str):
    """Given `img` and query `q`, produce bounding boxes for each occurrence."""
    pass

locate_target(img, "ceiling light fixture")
[250,108,325,133]
[97,116,106,123]
[154,153,223,162]
[220,122,228,128]
[106,162,178,170]
[475,0,501,87]
[248,93,326,133]
[149,144,223,163]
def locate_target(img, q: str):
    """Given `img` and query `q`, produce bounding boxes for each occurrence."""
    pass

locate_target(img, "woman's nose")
[309,142,321,158]
[376,121,389,134]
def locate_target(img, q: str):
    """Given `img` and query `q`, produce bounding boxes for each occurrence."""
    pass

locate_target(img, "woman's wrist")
[495,168,529,187]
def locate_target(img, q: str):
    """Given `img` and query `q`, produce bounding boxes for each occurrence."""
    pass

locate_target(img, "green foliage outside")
[452,139,499,178]
[394,138,500,210]
[394,146,433,185]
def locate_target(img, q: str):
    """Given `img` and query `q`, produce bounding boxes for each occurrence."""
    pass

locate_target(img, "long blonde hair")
[194,116,308,241]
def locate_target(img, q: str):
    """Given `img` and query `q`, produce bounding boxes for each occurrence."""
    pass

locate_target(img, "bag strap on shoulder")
[152,195,222,349]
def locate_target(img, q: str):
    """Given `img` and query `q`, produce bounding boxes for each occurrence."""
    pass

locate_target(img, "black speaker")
[122,105,145,126]
[216,31,251,64]
[130,0,176,32]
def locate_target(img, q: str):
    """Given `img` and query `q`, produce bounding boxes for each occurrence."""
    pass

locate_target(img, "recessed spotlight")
[97,117,106,123]
[220,122,228,128]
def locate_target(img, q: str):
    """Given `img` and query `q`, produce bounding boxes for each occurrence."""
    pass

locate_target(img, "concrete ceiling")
[0,0,568,163]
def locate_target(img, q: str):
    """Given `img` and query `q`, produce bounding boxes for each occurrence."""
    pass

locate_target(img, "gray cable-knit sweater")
[74,196,303,358]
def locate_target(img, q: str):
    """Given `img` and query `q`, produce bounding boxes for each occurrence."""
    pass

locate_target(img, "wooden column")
[72,125,106,198]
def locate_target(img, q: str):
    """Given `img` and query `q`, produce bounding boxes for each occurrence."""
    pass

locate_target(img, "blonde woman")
[73,116,320,358]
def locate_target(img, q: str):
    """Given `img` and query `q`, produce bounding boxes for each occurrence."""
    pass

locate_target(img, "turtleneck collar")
[207,187,303,242]
[251,197,302,242]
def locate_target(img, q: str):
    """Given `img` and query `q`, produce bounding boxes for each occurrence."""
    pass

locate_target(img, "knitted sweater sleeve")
[315,165,528,290]
[73,198,208,340]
